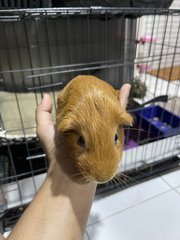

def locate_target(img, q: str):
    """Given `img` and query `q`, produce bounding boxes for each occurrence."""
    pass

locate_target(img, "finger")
[36,94,53,126]
[119,83,131,109]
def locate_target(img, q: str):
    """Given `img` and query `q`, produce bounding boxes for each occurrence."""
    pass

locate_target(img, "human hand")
[36,94,77,179]
[36,94,56,157]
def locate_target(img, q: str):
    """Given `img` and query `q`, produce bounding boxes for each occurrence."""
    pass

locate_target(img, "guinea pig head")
[56,89,132,184]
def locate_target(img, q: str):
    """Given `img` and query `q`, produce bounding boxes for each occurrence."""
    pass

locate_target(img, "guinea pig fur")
[56,75,132,184]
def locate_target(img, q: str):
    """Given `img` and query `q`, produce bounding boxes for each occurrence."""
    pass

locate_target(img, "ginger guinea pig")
[56,75,132,183]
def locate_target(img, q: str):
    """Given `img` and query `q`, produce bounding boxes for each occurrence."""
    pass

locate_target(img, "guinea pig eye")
[114,133,118,144]
[78,136,86,147]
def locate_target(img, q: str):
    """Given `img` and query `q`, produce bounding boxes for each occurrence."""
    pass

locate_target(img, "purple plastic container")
[124,139,138,150]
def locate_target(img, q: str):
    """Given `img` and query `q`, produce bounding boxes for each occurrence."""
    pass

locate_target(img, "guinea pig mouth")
[74,162,117,184]
[93,176,116,184]
[72,171,115,184]
[88,171,117,184]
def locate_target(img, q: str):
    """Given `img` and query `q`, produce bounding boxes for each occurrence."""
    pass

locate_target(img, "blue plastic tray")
[124,112,164,148]
[136,105,180,137]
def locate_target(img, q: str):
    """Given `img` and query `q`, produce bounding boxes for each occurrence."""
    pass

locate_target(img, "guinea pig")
[56,75,132,184]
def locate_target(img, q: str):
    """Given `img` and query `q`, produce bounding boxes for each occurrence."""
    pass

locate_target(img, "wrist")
[46,158,97,195]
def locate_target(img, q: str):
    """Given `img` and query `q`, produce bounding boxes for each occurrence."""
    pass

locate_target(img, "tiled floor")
[3,169,180,240]
[85,169,180,240]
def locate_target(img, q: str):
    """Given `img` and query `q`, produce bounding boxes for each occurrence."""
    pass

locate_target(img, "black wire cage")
[0,6,180,234]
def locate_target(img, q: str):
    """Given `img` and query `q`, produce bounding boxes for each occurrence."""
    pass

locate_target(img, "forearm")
[0,233,5,240]
[7,163,96,240]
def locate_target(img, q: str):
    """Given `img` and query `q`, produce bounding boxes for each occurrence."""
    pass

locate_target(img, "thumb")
[36,94,53,127]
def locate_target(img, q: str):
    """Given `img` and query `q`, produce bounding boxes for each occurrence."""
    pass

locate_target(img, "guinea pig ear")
[118,111,133,126]
[115,89,133,126]
[57,118,79,134]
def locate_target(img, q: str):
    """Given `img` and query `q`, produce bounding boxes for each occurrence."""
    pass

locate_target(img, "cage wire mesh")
[0,7,180,232]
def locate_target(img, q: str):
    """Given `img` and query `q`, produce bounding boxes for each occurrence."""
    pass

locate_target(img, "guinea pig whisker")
[123,128,154,134]
[114,176,121,186]
[105,178,114,188]
[115,177,120,185]
[80,177,85,184]
[70,172,83,177]
[119,173,138,185]
[113,175,124,186]
[112,176,117,184]
[86,176,94,183]
[116,175,129,187]
[75,174,84,184]
[78,177,84,184]
[112,178,119,188]
[131,170,149,178]
[81,175,91,184]
[120,173,137,184]
[69,172,86,179]
[116,174,135,187]
[109,179,114,188]
[72,171,91,184]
